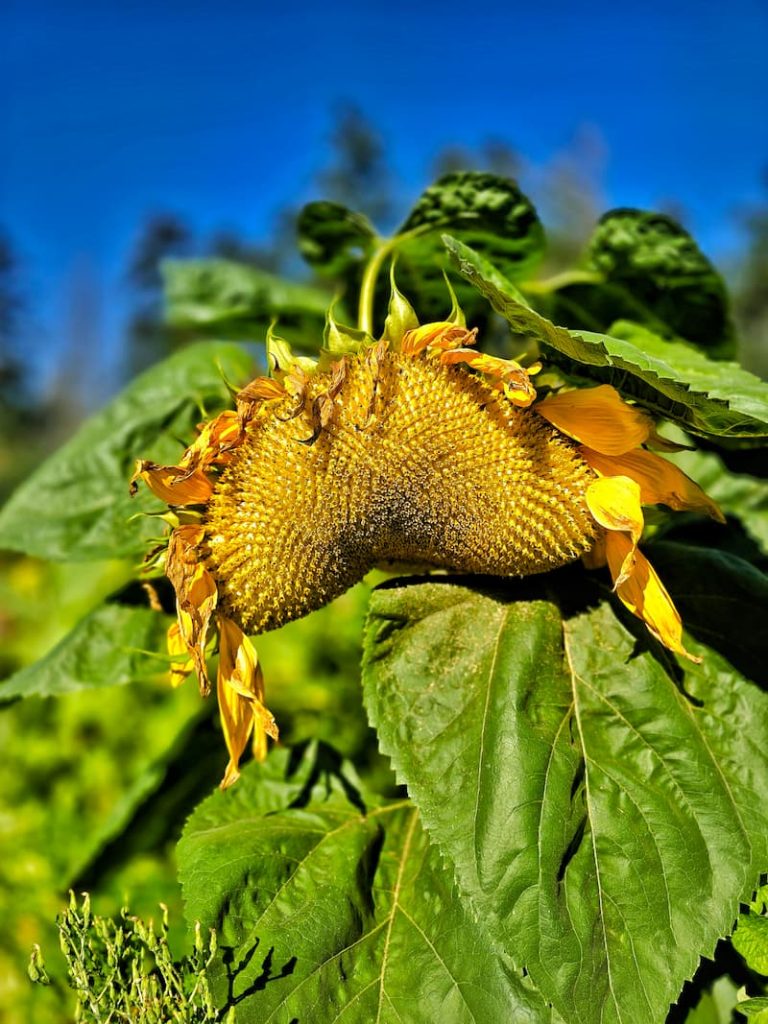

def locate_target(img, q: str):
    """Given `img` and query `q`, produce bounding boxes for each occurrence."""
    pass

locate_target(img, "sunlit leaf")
[0,341,253,560]
[0,602,169,702]
[363,576,768,1024]
[445,236,768,439]
[178,744,551,1023]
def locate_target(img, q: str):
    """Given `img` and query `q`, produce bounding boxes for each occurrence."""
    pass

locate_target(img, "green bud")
[384,264,419,345]
[28,945,50,986]
[323,304,371,359]
[443,272,466,328]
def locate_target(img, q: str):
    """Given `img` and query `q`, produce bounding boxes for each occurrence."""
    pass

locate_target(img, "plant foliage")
[4,171,768,1023]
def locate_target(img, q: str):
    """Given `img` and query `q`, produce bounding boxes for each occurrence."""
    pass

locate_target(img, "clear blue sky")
[2,0,767,396]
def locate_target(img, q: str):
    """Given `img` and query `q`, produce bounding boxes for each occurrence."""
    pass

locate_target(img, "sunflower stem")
[357,227,427,335]
[358,238,395,336]
[521,269,603,295]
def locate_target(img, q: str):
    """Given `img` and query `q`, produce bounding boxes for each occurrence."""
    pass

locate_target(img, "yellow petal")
[536,384,653,455]
[130,460,213,506]
[582,447,725,522]
[216,616,278,789]
[401,322,477,356]
[167,622,193,688]
[605,532,700,662]
[585,475,644,586]
[439,350,538,407]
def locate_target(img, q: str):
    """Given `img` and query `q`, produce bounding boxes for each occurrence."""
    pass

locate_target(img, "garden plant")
[3,171,768,1023]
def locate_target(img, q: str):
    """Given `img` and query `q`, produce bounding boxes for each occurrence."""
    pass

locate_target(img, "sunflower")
[132,309,722,787]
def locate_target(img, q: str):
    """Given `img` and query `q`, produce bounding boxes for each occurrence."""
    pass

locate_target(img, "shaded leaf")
[678,977,740,1024]
[666,448,768,556]
[445,236,768,440]
[551,209,735,359]
[0,602,169,703]
[296,201,376,276]
[644,542,768,686]
[362,576,768,1024]
[69,704,222,889]
[0,341,253,560]
[164,258,331,332]
[178,744,550,1023]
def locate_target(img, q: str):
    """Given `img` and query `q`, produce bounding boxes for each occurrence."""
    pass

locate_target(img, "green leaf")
[734,916,768,976]
[643,542,768,686]
[733,884,768,976]
[738,997,768,1020]
[178,744,551,1023]
[392,172,545,324]
[399,171,545,279]
[680,977,740,1024]
[0,341,253,560]
[560,209,736,359]
[163,258,331,337]
[362,576,768,1024]
[666,448,768,556]
[296,201,376,276]
[0,602,169,703]
[445,236,768,440]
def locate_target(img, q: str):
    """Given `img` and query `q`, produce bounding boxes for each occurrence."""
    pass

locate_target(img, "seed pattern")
[204,348,596,634]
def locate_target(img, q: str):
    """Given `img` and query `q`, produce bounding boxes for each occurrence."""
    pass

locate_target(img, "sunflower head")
[132,292,722,786]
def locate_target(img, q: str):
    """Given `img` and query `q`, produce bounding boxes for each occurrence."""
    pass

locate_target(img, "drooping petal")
[536,384,653,455]
[216,616,278,788]
[605,532,700,662]
[167,622,193,688]
[183,410,243,471]
[130,460,214,506]
[586,475,644,587]
[165,526,218,694]
[582,447,725,522]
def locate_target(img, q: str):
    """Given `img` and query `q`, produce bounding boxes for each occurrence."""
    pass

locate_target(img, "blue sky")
[2,0,767,396]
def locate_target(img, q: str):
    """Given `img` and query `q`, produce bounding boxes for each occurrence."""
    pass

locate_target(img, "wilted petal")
[167,622,193,688]
[605,532,700,663]
[131,460,213,505]
[217,616,278,789]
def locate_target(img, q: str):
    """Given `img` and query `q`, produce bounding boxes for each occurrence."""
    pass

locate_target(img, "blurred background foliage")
[1,108,767,1023]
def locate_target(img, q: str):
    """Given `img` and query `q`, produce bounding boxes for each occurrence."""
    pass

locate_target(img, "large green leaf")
[0,601,169,702]
[550,210,735,359]
[178,744,550,1023]
[362,576,768,1024]
[296,201,376,276]
[0,341,253,560]
[163,258,331,335]
[445,236,768,440]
